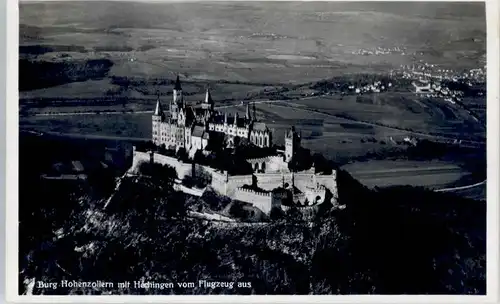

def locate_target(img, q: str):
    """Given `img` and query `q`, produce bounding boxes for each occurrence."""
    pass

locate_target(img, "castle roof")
[245,102,251,119]
[286,126,299,138]
[154,99,164,116]
[192,107,211,119]
[252,122,268,132]
[210,113,225,124]
[192,125,206,138]
[288,185,302,194]
[204,88,213,104]
[174,75,182,90]
[234,116,247,128]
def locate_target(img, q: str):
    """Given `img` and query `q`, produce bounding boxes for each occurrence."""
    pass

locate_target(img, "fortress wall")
[210,171,253,197]
[305,188,327,204]
[211,171,228,195]
[294,173,316,192]
[266,156,289,172]
[153,153,192,179]
[234,188,273,215]
[315,171,338,199]
[254,173,289,191]
[281,204,320,219]
[246,156,288,173]
[132,147,338,207]
[194,164,217,176]
[130,151,151,173]
[225,175,254,197]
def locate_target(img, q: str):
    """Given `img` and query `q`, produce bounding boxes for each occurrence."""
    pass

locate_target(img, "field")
[289,93,485,140]
[19,2,485,93]
[18,2,486,194]
[341,159,468,190]
[20,101,481,194]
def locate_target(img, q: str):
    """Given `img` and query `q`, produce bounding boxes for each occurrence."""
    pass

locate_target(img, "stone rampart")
[233,187,284,215]
[210,171,253,197]
[315,171,338,200]
[225,175,254,197]
[130,150,151,173]
[131,147,339,213]
[281,204,320,219]
[211,170,228,195]
[234,188,273,214]
[153,153,192,179]
[246,155,288,173]
[254,173,290,191]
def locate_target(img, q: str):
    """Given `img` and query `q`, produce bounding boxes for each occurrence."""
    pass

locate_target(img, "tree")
[193,150,206,165]
[165,191,187,217]
[229,202,246,219]
[285,206,303,222]
[137,162,177,186]
[159,144,167,155]
[176,147,188,162]
[193,166,212,188]
[269,207,284,221]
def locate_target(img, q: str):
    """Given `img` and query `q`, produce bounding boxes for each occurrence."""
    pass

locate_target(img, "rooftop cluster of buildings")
[395,62,486,83]
[152,76,272,158]
[139,76,339,218]
[346,81,393,94]
[351,46,407,56]
[411,80,465,103]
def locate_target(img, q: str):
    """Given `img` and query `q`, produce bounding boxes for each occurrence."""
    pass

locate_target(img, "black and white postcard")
[5,0,499,302]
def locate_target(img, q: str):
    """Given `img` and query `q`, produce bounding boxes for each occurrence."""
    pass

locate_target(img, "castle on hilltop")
[133,76,339,218]
[152,76,273,157]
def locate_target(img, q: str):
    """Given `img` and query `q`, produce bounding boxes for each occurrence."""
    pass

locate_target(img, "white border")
[5,0,499,303]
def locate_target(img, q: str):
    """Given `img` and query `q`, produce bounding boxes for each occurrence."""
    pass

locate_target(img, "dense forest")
[18,133,486,295]
[19,59,113,91]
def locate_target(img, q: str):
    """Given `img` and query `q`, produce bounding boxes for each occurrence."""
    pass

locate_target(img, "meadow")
[19,2,485,89]
[18,1,486,193]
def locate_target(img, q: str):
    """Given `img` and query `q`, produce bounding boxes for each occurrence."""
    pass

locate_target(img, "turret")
[152,93,164,145]
[285,126,300,163]
[245,102,251,121]
[173,75,183,106]
[153,93,164,117]
[202,87,214,111]
[253,102,257,121]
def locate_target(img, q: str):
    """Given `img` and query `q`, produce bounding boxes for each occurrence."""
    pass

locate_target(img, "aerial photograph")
[18,1,486,295]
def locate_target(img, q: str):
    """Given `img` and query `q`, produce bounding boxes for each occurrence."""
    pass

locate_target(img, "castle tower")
[285,126,300,163]
[201,87,214,111]
[152,94,165,145]
[170,75,182,120]
[234,112,238,126]
[173,75,183,105]
[224,111,228,125]
[245,102,251,121]
[253,102,256,121]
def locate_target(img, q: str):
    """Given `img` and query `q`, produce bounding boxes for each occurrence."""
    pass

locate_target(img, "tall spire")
[253,102,256,121]
[204,88,213,104]
[174,75,182,90]
[245,102,251,120]
[154,94,164,116]
[201,87,214,111]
